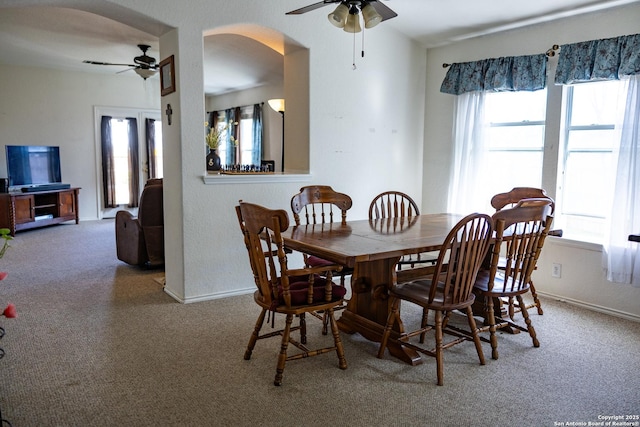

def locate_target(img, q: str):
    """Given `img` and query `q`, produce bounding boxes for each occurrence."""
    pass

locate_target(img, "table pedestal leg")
[336,258,423,366]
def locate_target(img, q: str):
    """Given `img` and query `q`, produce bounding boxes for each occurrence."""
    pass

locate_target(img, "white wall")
[160,5,426,302]
[422,3,640,320]
[0,64,160,221]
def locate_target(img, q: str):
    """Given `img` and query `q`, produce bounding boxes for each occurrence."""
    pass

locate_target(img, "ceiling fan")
[83,44,158,80]
[286,1,397,31]
[287,1,397,68]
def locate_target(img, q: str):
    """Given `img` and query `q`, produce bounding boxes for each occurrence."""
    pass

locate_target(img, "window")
[476,81,628,242]
[213,105,261,168]
[150,118,163,179]
[100,116,140,209]
[214,111,232,165]
[481,90,547,211]
[96,107,161,217]
[238,107,256,165]
[110,119,135,205]
[557,80,625,241]
[447,37,639,250]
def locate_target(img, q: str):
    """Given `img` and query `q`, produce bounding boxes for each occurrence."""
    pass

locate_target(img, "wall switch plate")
[552,263,562,278]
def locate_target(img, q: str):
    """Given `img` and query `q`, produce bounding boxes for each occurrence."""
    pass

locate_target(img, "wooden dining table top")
[283,213,465,268]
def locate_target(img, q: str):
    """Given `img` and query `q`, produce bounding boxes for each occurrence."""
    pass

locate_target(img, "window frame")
[553,80,623,242]
[480,89,548,212]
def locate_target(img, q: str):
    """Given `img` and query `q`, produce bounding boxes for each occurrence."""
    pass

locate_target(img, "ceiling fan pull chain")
[362,26,365,58]
[352,29,357,70]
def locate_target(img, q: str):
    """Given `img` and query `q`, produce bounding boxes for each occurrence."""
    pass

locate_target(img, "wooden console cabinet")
[0,187,80,235]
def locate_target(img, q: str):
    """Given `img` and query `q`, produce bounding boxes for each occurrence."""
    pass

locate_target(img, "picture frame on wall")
[160,55,175,96]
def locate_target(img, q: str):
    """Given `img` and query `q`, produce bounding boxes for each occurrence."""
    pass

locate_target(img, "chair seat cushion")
[279,275,347,306]
[473,269,530,296]
[392,279,475,311]
[307,255,335,267]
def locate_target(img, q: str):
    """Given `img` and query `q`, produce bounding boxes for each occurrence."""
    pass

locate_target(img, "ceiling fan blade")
[286,1,340,15]
[370,0,397,21]
[116,67,135,74]
[83,60,138,67]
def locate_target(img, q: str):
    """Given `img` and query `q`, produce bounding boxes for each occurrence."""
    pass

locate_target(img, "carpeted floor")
[0,220,638,426]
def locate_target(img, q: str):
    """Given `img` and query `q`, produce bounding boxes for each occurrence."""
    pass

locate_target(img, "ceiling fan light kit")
[343,7,362,33]
[328,1,382,32]
[328,3,349,27]
[134,68,157,79]
[361,3,382,29]
[288,0,396,30]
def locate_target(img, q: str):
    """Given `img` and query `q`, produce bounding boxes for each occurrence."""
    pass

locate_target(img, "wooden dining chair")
[473,198,554,360]
[369,190,420,219]
[491,187,555,214]
[377,213,493,386]
[290,185,354,333]
[235,201,348,386]
[491,187,556,315]
[290,185,354,287]
[369,191,436,270]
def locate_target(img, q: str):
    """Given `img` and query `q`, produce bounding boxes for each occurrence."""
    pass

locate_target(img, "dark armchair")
[115,179,164,268]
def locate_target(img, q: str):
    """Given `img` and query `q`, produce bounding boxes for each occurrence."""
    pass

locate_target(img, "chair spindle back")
[427,213,493,307]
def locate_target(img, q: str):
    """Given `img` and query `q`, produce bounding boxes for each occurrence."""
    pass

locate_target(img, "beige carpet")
[0,220,638,426]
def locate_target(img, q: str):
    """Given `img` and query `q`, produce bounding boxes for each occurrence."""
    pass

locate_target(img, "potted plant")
[205,121,226,172]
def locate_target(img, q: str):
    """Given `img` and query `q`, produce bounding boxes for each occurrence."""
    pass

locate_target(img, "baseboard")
[163,286,254,304]
[538,291,640,323]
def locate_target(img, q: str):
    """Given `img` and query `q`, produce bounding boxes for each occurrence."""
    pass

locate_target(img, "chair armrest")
[115,211,145,265]
[116,209,136,221]
[115,210,142,235]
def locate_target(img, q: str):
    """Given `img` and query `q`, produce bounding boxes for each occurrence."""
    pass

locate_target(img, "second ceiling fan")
[83,44,159,80]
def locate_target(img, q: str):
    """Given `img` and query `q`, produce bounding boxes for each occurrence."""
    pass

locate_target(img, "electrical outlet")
[552,263,562,278]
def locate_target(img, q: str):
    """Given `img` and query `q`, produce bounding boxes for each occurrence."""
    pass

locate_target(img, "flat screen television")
[6,145,62,189]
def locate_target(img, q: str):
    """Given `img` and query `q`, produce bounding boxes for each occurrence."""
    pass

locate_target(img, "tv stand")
[21,183,71,193]
[0,187,80,235]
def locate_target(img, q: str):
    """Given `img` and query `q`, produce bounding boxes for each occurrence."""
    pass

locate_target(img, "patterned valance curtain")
[555,33,640,84]
[440,54,548,95]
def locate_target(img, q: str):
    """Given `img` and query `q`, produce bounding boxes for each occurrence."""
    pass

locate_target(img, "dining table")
[283,213,465,365]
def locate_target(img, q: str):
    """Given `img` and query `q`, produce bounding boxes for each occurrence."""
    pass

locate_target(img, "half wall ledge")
[202,173,312,185]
